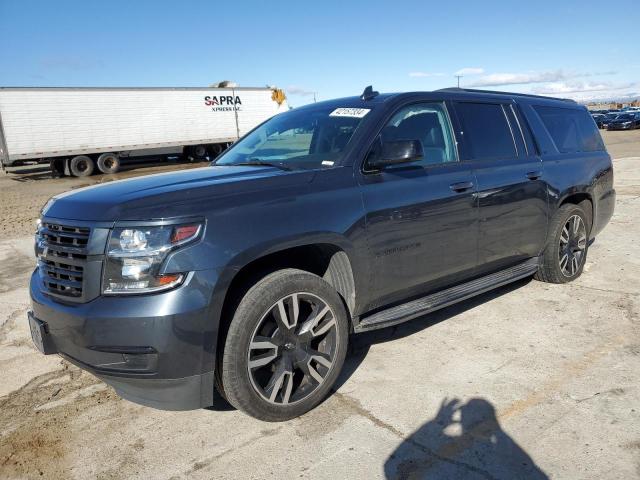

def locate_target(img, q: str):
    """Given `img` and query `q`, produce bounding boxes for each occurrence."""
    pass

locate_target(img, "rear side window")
[534,106,605,153]
[454,102,517,160]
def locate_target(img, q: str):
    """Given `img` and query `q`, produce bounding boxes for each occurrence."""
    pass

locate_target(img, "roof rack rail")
[436,87,577,103]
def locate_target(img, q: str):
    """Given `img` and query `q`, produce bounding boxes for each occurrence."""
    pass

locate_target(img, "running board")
[354,257,539,333]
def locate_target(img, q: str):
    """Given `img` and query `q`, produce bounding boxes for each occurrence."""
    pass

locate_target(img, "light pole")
[454,75,463,88]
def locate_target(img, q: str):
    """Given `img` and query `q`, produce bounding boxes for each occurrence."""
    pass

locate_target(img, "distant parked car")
[601,113,622,129]
[607,112,640,130]
[591,113,606,128]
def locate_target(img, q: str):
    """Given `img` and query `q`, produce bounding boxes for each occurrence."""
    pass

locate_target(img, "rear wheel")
[69,155,94,177]
[97,153,120,174]
[221,269,349,421]
[535,204,589,283]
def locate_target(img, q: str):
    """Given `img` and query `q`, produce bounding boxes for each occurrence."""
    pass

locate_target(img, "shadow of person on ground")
[384,397,548,480]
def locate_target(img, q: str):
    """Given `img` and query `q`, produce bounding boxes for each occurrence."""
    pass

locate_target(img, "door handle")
[526,171,542,180]
[449,181,474,192]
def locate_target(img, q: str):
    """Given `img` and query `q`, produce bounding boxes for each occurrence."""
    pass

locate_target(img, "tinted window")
[454,102,517,159]
[373,102,456,166]
[534,106,605,153]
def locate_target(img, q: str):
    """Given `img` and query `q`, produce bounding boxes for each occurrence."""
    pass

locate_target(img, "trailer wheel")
[210,143,225,159]
[97,153,120,174]
[192,145,207,160]
[69,155,95,177]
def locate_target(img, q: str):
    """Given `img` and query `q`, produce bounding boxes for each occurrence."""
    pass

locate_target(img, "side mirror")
[368,139,423,169]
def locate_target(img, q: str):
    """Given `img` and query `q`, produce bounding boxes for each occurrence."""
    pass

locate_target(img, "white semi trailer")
[0,86,288,176]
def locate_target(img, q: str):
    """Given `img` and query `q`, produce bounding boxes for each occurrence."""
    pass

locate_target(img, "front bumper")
[29,268,220,410]
[607,124,632,130]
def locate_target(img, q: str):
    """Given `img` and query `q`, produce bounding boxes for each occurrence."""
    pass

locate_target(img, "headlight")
[103,223,202,294]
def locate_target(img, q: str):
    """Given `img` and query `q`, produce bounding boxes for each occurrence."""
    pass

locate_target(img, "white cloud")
[409,71,445,78]
[531,81,639,102]
[470,70,568,87]
[468,69,618,88]
[286,85,315,97]
[455,67,484,76]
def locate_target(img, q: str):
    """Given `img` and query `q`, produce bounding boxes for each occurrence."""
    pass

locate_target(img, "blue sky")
[1,0,638,106]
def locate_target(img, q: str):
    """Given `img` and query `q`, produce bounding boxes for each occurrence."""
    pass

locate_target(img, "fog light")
[123,353,151,369]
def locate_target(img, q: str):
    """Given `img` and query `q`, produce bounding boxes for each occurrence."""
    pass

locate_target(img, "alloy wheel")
[247,292,339,405]
[559,214,587,277]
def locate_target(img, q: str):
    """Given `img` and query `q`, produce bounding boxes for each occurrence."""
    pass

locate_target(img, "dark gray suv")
[29,87,615,421]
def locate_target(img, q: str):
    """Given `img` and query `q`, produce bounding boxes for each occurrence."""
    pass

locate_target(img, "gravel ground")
[0,133,638,479]
[0,159,205,239]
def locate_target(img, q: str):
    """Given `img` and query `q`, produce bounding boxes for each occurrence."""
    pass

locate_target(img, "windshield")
[617,113,635,120]
[606,113,620,119]
[215,105,371,170]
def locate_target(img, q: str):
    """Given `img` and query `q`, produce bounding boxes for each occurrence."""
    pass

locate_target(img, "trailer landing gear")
[50,158,66,178]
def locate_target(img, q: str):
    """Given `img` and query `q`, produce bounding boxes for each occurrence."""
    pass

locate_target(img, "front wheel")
[535,204,589,284]
[221,269,349,421]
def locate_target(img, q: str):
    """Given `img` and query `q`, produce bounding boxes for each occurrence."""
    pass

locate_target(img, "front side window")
[534,106,605,153]
[373,102,457,166]
[215,105,371,170]
[454,102,517,160]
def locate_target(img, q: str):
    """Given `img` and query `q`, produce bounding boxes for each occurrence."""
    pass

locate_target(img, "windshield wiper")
[233,158,292,171]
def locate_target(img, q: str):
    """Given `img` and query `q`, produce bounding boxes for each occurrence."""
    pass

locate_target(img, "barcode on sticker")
[329,108,370,118]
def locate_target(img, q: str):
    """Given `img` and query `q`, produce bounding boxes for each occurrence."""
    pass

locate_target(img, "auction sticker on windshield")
[329,108,371,118]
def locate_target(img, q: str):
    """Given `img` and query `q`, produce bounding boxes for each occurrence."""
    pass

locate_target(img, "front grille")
[41,223,90,248]
[38,222,91,299]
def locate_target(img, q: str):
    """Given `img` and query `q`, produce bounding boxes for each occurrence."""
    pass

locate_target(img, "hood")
[610,118,633,124]
[43,165,315,222]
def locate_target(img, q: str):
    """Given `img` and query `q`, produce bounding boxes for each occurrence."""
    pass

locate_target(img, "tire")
[221,269,349,421]
[210,143,225,159]
[97,153,120,174]
[535,204,590,284]
[69,155,94,177]
[192,145,207,160]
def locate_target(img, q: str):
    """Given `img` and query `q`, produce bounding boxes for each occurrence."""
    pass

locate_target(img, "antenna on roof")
[361,85,379,101]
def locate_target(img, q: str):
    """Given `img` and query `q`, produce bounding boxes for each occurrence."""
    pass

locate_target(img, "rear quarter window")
[534,105,605,153]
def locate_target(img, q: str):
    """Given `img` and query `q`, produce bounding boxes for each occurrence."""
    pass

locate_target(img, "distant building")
[587,99,640,111]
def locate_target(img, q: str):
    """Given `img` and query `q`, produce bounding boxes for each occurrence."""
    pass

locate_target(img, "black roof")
[296,87,580,112]
[436,87,577,103]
